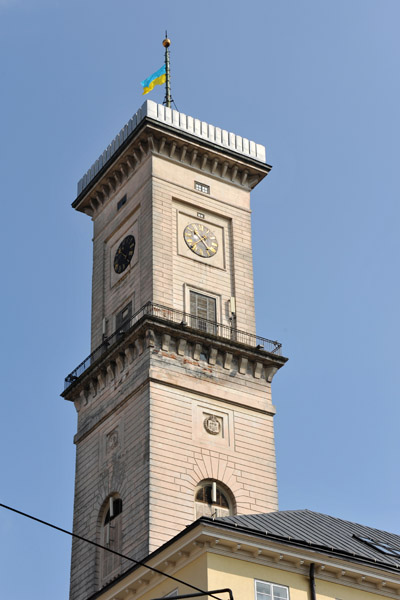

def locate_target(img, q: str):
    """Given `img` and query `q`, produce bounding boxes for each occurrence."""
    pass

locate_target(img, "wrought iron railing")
[64,302,282,389]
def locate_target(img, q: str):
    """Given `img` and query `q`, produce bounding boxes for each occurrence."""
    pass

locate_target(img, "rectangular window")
[115,301,132,334]
[255,580,289,600]
[189,291,217,335]
[117,195,127,210]
[194,181,210,194]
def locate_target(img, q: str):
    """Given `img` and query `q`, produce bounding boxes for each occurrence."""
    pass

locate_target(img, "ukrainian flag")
[141,64,166,95]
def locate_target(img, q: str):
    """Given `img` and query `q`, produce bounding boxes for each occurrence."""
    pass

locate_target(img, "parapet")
[77,100,267,196]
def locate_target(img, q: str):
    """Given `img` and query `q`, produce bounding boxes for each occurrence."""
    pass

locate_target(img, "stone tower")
[62,100,287,600]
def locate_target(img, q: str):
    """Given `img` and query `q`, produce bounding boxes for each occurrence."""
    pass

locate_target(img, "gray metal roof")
[216,509,400,570]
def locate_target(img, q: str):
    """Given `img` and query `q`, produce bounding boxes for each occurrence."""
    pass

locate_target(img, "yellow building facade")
[88,512,400,600]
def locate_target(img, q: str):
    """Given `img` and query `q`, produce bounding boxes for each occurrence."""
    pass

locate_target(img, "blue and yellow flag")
[141,64,166,95]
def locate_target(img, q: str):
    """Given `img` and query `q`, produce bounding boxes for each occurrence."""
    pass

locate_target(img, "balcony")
[64,302,282,390]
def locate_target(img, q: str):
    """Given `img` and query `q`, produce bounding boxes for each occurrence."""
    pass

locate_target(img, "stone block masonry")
[65,98,285,600]
[65,317,282,600]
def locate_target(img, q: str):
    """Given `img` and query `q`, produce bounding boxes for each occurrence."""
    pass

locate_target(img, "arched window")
[101,496,123,583]
[195,480,234,518]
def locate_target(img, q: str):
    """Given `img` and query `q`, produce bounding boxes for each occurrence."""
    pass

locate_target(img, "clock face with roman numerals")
[113,235,136,274]
[183,223,218,258]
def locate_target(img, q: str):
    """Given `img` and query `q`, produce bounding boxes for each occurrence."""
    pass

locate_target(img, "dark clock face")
[184,223,218,258]
[114,235,136,274]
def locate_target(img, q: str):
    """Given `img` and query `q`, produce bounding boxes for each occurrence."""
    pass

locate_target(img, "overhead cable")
[0,502,225,600]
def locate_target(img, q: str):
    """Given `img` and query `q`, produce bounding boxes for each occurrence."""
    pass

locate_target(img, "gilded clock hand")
[192,226,205,240]
[199,235,211,249]
[191,236,208,251]
[184,223,218,257]
[190,227,203,245]
[192,229,209,246]
[192,229,213,255]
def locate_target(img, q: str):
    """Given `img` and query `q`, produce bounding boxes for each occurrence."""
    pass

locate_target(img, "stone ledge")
[62,316,287,410]
[73,120,271,218]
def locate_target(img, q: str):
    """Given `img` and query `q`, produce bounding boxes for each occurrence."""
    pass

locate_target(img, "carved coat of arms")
[203,414,221,435]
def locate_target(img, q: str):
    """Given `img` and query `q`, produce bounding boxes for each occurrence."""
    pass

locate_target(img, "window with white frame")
[194,181,210,194]
[255,580,289,600]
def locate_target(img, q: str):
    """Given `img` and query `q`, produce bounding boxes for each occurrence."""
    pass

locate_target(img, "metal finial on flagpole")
[162,32,172,108]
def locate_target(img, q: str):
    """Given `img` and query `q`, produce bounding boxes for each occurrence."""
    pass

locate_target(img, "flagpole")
[163,33,172,108]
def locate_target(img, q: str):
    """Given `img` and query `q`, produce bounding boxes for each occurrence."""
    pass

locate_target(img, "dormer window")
[354,534,400,558]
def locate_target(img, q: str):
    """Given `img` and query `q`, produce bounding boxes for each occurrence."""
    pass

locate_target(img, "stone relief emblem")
[203,414,221,435]
[99,452,126,499]
[97,422,126,502]
[106,428,119,453]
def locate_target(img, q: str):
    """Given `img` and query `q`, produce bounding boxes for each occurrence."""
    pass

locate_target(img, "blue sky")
[1,1,399,598]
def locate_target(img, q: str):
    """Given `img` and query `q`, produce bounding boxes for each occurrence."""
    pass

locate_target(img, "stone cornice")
[73,118,271,217]
[75,100,268,201]
[62,315,287,411]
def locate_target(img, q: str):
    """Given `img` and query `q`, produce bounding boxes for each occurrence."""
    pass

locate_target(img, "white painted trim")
[78,100,266,194]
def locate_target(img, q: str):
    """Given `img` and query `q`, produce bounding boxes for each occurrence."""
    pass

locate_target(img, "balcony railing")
[64,302,282,390]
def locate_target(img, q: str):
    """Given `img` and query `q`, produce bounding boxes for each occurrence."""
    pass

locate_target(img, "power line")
[0,502,226,600]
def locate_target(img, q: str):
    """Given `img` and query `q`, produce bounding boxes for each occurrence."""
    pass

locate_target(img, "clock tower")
[63,100,287,600]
